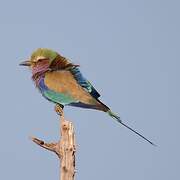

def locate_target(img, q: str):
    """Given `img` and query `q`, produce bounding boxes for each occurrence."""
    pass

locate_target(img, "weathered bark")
[31,108,76,180]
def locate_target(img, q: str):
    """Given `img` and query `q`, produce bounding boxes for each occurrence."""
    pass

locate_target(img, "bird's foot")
[55,104,64,116]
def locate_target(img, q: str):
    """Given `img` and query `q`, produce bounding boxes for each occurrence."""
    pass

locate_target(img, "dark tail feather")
[107,110,156,146]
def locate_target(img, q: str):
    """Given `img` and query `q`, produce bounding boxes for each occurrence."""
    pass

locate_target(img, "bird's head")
[19,48,58,69]
[20,48,78,78]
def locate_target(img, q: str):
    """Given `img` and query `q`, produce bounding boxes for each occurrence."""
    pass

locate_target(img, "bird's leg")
[55,104,64,116]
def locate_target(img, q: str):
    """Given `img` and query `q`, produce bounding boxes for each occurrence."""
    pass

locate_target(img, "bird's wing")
[70,67,101,99]
[44,70,100,107]
[50,55,77,71]
[49,55,101,99]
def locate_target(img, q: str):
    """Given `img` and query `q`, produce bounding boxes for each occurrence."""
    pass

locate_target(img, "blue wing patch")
[70,67,101,99]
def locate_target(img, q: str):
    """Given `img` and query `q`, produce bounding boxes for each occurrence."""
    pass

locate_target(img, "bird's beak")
[19,60,31,66]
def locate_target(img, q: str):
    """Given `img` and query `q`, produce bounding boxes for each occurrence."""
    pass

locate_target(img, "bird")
[20,48,155,146]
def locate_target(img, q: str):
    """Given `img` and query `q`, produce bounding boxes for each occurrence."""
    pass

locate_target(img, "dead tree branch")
[31,107,76,180]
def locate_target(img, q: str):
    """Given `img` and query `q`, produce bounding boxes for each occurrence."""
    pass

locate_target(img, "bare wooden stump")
[31,108,76,180]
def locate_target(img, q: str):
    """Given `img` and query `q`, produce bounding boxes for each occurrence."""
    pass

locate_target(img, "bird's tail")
[107,110,156,146]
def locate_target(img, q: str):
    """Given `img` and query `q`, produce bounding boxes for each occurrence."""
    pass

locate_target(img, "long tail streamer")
[108,110,156,146]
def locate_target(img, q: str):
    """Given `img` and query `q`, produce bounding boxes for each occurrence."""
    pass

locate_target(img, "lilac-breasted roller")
[20,48,155,145]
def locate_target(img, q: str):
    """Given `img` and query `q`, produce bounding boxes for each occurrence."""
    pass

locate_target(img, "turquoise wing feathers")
[70,67,101,99]
[43,89,77,105]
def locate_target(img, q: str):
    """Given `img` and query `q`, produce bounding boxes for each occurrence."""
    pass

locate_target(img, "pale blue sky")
[0,0,179,179]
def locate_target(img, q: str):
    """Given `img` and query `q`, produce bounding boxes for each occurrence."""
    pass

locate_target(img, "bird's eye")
[37,59,44,62]
[38,58,48,63]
